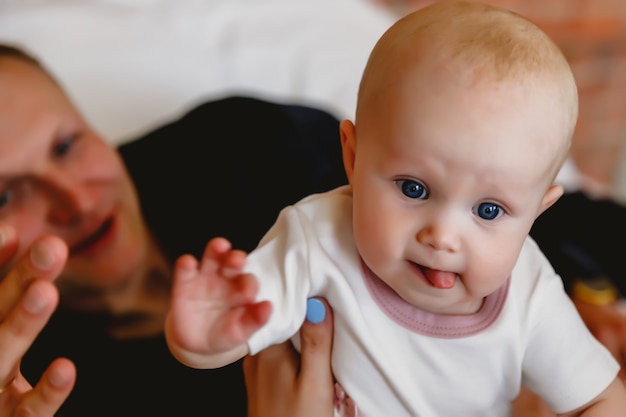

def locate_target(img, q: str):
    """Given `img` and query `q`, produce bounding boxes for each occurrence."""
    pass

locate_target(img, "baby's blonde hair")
[357,0,578,157]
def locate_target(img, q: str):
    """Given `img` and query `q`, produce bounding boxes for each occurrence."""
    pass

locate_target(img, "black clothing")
[22,97,347,417]
[530,191,626,296]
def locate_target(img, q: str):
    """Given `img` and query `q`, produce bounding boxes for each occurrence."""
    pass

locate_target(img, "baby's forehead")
[363,75,572,184]
[359,2,577,159]
[385,127,565,195]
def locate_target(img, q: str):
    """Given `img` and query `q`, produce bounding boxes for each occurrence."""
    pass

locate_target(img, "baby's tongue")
[423,268,456,289]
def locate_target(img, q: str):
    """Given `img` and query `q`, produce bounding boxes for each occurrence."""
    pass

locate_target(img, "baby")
[166,1,626,415]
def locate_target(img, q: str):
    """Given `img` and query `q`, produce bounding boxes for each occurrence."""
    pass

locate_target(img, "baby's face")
[343,63,567,315]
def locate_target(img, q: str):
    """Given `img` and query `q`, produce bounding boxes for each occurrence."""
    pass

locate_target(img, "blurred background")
[1,0,624,203]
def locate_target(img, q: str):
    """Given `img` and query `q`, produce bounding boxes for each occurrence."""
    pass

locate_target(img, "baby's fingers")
[220,301,272,347]
[200,238,247,277]
[226,273,261,306]
[172,254,200,283]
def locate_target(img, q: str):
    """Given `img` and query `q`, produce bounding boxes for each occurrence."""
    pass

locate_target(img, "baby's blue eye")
[395,180,428,200]
[473,202,503,220]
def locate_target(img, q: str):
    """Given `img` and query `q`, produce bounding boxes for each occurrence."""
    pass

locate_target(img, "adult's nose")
[43,170,97,227]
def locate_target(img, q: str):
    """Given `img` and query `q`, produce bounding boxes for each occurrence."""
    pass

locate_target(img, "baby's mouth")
[415,263,457,289]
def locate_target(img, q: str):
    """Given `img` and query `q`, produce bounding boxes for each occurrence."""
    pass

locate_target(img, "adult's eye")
[52,134,77,158]
[395,179,428,200]
[0,189,12,210]
[473,202,503,220]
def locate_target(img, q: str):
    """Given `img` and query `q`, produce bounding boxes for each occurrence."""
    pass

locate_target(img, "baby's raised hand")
[165,237,272,369]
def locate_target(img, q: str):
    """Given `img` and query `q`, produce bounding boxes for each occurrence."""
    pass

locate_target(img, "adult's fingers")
[244,335,300,417]
[511,385,556,417]
[244,297,335,417]
[245,298,335,393]
[0,236,67,391]
[297,298,335,394]
[10,358,76,417]
[0,235,68,319]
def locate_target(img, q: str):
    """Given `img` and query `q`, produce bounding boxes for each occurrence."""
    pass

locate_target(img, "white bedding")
[0,0,396,144]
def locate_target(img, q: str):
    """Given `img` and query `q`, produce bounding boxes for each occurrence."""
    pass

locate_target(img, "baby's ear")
[537,184,564,217]
[339,120,357,183]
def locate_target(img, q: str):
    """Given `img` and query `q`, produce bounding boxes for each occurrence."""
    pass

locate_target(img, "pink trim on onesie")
[361,260,510,338]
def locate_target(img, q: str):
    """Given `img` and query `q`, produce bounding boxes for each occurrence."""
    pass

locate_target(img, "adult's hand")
[0,224,75,416]
[512,297,626,417]
[573,298,626,379]
[512,385,556,417]
[244,298,335,417]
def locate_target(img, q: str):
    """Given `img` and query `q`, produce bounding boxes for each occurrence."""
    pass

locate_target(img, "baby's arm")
[558,376,626,416]
[165,237,272,369]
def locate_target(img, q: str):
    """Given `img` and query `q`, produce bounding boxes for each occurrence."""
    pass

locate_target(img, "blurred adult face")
[0,56,152,311]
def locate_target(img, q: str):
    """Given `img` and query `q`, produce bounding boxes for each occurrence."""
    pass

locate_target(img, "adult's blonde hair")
[0,43,63,87]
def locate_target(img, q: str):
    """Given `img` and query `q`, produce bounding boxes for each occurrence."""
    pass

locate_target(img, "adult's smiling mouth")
[69,218,115,255]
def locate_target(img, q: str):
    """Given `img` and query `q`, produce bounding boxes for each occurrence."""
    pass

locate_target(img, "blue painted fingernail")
[306,298,326,324]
